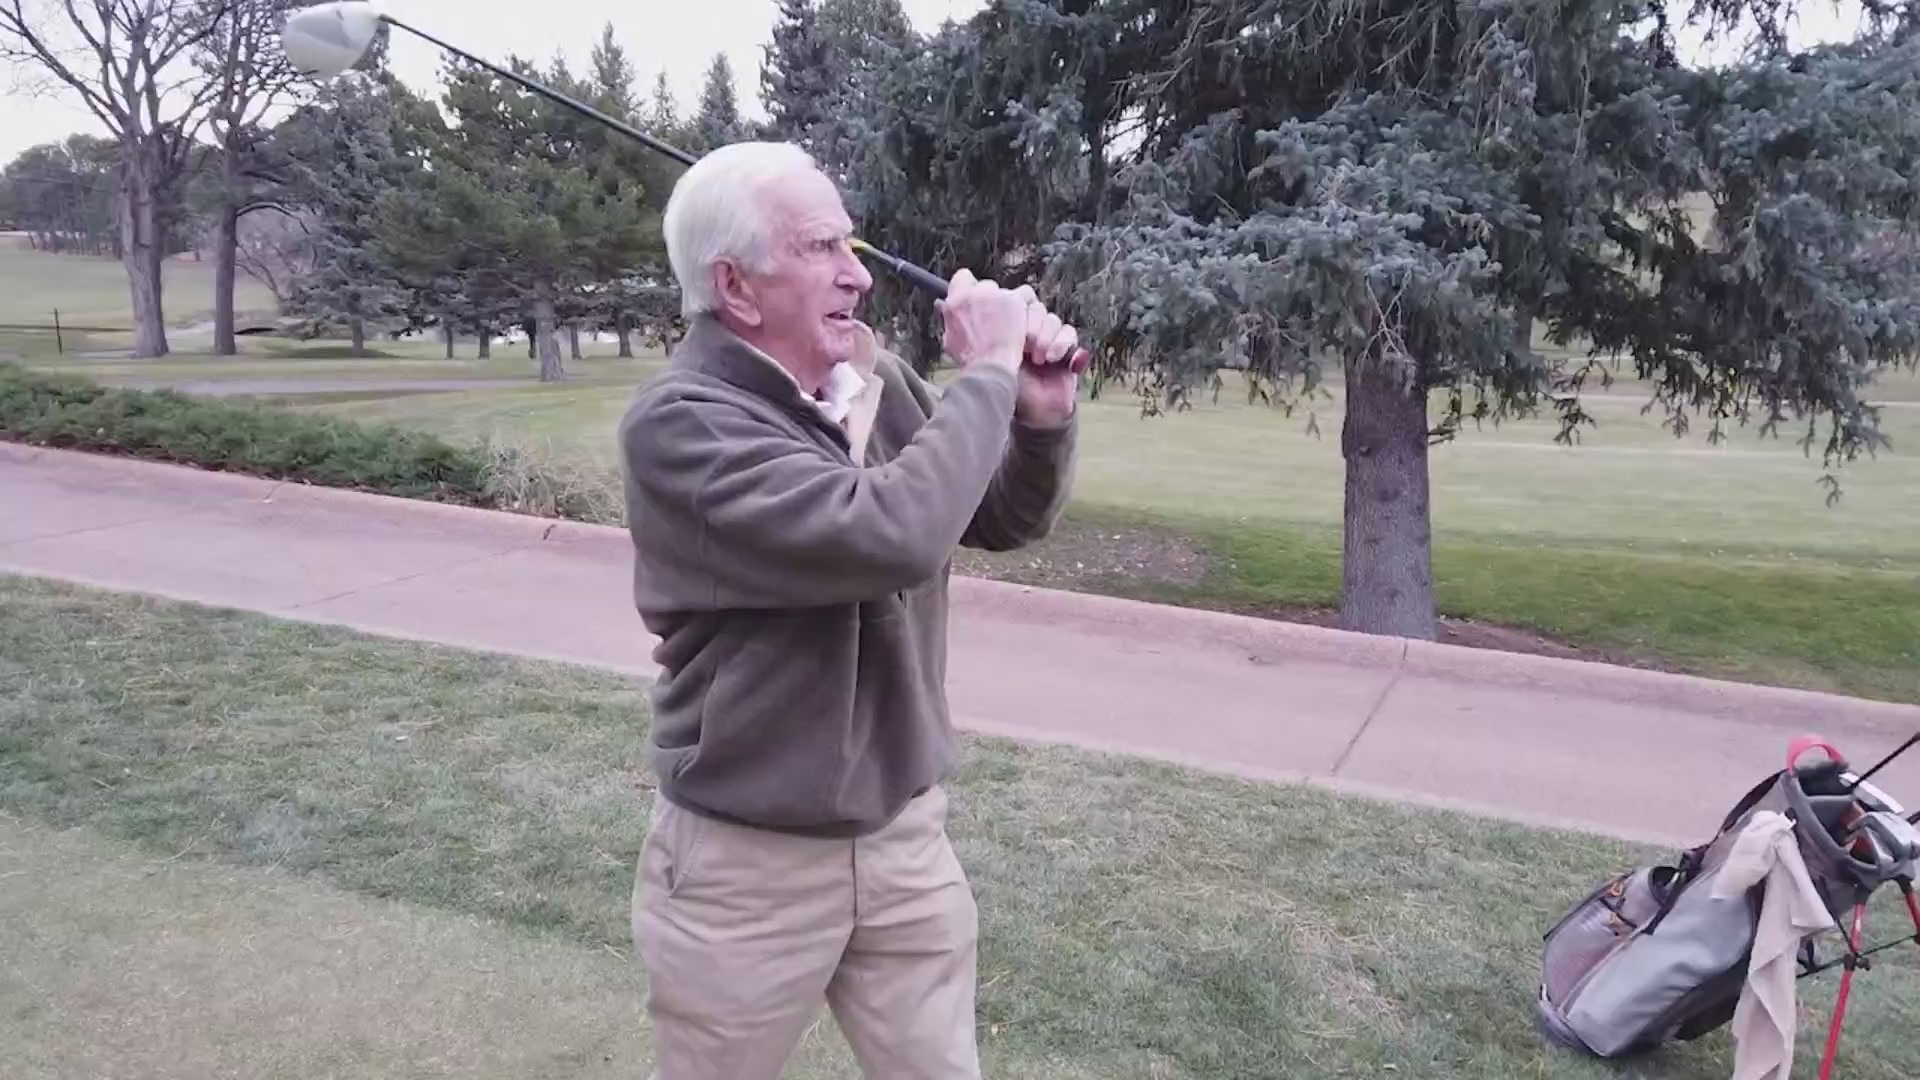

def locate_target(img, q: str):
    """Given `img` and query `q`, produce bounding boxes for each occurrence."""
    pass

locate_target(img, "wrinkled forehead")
[765,168,854,244]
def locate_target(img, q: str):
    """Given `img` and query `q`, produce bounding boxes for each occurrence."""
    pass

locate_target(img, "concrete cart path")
[5,442,1917,849]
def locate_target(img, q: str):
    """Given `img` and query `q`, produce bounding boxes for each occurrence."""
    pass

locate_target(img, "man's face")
[731,167,875,381]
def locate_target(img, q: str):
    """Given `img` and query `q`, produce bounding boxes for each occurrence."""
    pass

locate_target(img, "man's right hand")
[937,268,1028,374]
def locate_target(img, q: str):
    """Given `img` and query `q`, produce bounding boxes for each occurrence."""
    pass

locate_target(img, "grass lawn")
[2,818,683,1080]
[307,376,655,471]
[3,573,1916,1079]
[0,244,278,334]
[272,345,1920,566]
[27,336,661,383]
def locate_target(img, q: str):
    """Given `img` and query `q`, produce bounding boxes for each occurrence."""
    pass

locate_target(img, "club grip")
[892,258,951,299]
[851,239,946,298]
[853,238,1089,371]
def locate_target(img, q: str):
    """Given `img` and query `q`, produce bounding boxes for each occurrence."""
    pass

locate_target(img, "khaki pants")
[632,786,980,1080]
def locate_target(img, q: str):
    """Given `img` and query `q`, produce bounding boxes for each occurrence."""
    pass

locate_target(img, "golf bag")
[1534,734,1920,1078]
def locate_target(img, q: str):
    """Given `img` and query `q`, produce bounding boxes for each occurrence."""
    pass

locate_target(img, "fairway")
[288,355,1920,565]
[309,377,649,471]
[0,245,278,330]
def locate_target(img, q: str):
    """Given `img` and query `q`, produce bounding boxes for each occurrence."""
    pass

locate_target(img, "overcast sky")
[0,0,1868,164]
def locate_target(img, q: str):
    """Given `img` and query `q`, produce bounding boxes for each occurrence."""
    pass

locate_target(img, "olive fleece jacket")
[617,314,1077,836]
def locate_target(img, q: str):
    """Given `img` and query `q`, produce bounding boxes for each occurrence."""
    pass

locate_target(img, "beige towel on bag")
[1709,810,1837,1080]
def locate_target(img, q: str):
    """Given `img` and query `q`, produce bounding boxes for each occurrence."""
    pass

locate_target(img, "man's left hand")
[1011,289,1080,429]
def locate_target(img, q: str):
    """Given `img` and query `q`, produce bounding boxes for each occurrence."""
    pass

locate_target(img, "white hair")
[664,141,821,318]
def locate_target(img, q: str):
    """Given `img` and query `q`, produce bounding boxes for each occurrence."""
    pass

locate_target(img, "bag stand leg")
[1816,902,1868,1080]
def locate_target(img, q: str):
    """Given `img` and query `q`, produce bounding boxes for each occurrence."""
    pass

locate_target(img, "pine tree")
[693,53,746,151]
[1039,0,1920,638]
[581,24,673,357]
[589,23,639,122]
[275,73,431,356]
[381,52,657,381]
[761,0,914,167]
[761,0,829,139]
[819,0,1920,640]
[648,72,681,133]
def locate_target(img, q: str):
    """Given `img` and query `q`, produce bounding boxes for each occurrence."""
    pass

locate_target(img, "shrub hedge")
[1,362,508,507]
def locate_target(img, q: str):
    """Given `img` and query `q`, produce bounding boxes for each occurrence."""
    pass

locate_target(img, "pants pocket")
[641,793,711,901]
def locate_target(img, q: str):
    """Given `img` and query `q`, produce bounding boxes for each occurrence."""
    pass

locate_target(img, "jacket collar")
[671,314,882,454]
[673,314,815,410]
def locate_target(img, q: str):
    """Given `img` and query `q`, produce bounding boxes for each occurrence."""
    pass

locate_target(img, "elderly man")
[616,140,1080,1080]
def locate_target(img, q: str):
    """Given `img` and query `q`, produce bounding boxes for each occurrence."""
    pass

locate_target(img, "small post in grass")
[53,309,63,355]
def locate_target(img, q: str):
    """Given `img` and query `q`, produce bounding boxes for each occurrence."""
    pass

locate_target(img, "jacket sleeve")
[622,363,1021,608]
[886,358,1080,553]
[959,414,1078,552]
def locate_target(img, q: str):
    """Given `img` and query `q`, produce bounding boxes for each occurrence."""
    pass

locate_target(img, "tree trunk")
[445,325,456,359]
[616,316,634,359]
[533,285,565,382]
[213,205,240,355]
[569,323,583,361]
[477,330,492,359]
[1081,90,1109,225]
[351,319,368,357]
[211,137,244,355]
[121,145,170,359]
[1339,349,1435,640]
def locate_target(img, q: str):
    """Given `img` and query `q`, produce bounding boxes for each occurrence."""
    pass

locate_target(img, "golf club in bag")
[281,1,1090,372]
[1537,730,1920,1079]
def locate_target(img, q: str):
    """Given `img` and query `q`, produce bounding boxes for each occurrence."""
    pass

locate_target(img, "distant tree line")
[0,0,747,368]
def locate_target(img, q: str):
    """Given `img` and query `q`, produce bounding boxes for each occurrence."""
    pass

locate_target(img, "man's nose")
[838,244,874,293]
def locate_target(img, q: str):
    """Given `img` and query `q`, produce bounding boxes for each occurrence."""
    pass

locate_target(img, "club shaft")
[380,15,948,299]
[1847,732,1919,791]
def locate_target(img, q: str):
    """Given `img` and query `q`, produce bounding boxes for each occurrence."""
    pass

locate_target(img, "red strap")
[1788,735,1846,771]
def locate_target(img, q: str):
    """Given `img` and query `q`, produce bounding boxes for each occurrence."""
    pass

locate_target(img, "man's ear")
[712,259,761,328]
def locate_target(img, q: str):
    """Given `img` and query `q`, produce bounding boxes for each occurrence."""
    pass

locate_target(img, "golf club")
[282,1,1090,372]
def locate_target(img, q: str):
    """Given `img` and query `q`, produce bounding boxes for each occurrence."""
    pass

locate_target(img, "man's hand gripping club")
[938,269,1082,429]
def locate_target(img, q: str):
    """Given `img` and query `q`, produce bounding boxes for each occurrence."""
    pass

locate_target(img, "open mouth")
[826,311,856,325]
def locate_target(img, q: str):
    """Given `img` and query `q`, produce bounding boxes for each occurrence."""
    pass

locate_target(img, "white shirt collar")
[742,341,867,423]
[815,361,869,423]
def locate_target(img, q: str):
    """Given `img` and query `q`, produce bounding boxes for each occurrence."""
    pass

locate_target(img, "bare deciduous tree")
[199,0,312,354]
[231,203,313,306]
[0,0,235,357]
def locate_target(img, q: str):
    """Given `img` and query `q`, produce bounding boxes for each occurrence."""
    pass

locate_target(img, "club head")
[1846,811,1920,881]
[283,1,385,80]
